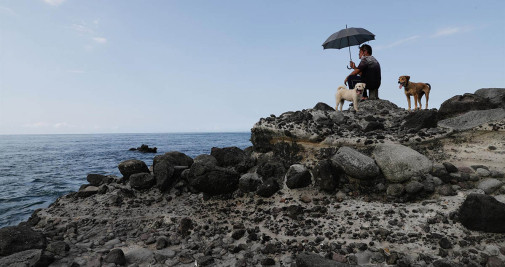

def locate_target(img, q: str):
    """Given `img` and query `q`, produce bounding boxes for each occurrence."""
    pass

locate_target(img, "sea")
[0,132,252,228]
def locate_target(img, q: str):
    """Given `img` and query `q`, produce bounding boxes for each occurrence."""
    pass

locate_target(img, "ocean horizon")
[0,132,252,228]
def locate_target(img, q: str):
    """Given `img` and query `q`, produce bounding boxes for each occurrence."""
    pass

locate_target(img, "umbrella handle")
[347,65,352,70]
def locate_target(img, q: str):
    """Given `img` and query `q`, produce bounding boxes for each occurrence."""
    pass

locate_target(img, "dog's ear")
[363,83,366,88]
[406,76,410,82]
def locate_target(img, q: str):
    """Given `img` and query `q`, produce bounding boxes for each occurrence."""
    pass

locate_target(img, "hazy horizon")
[1,0,504,135]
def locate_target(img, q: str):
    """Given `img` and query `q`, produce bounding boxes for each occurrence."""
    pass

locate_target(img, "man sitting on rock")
[344,44,382,100]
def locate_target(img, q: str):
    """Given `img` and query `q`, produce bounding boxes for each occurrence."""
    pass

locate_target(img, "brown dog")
[398,76,431,110]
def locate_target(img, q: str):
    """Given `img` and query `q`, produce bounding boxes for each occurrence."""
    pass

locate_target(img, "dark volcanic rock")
[153,160,175,192]
[459,193,505,233]
[238,173,262,192]
[118,159,150,180]
[313,159,341,192]
[188,156,240,195]
[153,151,194,168]
[211,146,246,167]
[0,249,53,267]
[439,93,494,119]
[129,173,156,190]
[104,248,127,265]
[86,174,108,186]
[256,178,280,197]
[251,127,276,153]
[285,164,312,189]
[0,225,46,256]
[257,159,287,182]
[403,109,439,130]
[313,102,335,111]
[133,144,157,153]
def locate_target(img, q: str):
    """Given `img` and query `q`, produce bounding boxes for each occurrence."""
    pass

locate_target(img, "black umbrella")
[322,25,375,69]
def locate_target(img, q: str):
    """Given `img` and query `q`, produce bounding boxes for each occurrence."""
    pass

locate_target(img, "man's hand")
[350,61,356,69]
[344,76,348,86]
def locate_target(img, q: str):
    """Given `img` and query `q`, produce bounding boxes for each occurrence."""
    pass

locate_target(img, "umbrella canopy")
[322,27,375,50]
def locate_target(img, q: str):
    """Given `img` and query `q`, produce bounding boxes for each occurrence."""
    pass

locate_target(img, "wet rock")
[373,143,432,183]
[129,173,155,190]
[0,225,46,256]
[459,193,505,233]
[104,248,126,265]
[285,164,312,189]
[118,159,150,180]
[131,144,157,153]
[331,146,380,180]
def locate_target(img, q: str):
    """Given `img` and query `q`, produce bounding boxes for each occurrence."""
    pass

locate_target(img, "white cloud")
[431,26,474,38]
[43,0,66,6]
[92,37,108,44]
[375,35,420,50]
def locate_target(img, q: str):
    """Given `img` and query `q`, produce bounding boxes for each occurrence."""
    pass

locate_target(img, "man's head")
[359,44,372,56]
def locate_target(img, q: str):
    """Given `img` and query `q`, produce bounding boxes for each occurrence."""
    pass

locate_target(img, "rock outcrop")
[1,88,505,266]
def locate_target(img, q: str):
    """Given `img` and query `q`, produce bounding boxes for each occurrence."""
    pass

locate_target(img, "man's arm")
[344,68,362,85]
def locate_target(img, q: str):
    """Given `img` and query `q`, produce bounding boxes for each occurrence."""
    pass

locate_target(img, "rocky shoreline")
[1,88,505,267]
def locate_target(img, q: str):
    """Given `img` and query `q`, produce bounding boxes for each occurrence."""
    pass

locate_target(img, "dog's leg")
[413,94,419,110]
[406,95,411,111]
[339,100,344,111]
[425,91,429,109]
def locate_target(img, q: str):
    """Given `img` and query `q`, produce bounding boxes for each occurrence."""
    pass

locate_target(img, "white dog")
[335,83,366,111]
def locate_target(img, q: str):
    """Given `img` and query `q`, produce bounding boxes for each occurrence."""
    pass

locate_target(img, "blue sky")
[1,0,504,134]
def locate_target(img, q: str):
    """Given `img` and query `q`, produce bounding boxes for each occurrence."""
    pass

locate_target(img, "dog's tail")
[337,85,347,91]
[426,83,431,90]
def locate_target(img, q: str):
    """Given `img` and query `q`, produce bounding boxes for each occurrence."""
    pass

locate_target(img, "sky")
[0,0,504,134]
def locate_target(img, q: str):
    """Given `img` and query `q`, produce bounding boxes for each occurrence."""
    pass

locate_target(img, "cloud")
[375,35,420,50]
[92,37,108,44]
[71,23,94,34]
[43,0,66,6]
[431,26,474,38]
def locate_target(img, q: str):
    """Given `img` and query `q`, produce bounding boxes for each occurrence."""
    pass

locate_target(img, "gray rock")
[332,146,380,180]
[238,173,262,192]
[438,108,505,131]
[438,184,456,196]
[0,225,46,256]
[285,164,312,189]
[476,168,491,177]
[77,185,100,198]
[118,159,150,180]
[46,241,70,256]
[405,181,424,194]
[474,88,505,108]
[211,146,246,167]
[256,178,280,197]
[439,93,493,119]
[129,173,155,190]
[104,248,127,265]
[124,247,154,265]
[153,151,193,168]
[478,178,504,194]
[0,249,53,267]
[387,184,405,197]
[373,144,432,183]
[87,174,108,186]
[313,159,341,192]
[296,252,353,267]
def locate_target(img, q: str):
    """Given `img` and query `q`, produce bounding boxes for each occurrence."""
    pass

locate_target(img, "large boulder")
[0,249,53,267]
[211,146,246,167]
[458,193,505,233]
[285,164,312,189]
[256,178,280,197]
[402,109,439,130]
[129,173,156,190]
[474,88,505,108]
[332,147,381,180]
[0,225,46,256]
[373,144,432,183]
[439,93,493,119]
[238,173,262,192]
[118,159,150,180]
[153,151,194,167]
[438,108,505,132]
[477,178,504,195]
[313,102,335,111]
[153,160,175,192]
[313,159,341,192]
[187,155,239,195]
